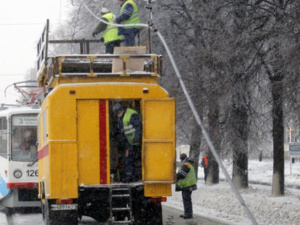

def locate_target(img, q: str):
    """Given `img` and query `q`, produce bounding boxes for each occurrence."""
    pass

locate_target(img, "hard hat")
[180,153,187,161]
[101,8,110,13]
[113,103,123,114]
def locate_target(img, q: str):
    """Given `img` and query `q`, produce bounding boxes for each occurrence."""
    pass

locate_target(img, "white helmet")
[101,8,110,13]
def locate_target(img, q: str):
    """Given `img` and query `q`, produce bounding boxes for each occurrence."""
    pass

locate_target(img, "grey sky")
[0,0,68,104]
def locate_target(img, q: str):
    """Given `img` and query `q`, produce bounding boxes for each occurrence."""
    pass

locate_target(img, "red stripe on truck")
[99,100,107,184]
[38,144,49,160]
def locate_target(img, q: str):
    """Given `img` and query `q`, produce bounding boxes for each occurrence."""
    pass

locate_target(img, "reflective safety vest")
[177,162,197,189]
[119,0,140,29]
[203,156,209,168]
[102,13,123,43]
[123,108,140,145]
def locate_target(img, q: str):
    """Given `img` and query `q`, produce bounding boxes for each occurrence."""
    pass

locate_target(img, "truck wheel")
[145,202,163,225]
[133,201,162,225]
[65,211,79,225]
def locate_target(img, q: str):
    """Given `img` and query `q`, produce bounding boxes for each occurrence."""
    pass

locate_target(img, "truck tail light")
[56,199,73,204]
[151,197,167,203]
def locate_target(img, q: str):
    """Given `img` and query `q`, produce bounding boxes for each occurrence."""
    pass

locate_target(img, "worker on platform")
[176,153,197,219]
[113,0,140,46]
[92,7,123,54]
[113,103,142,182]
[201,152,210,183]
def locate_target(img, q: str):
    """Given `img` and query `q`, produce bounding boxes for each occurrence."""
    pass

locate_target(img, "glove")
[92,33,96,38]
[100,37,104,42]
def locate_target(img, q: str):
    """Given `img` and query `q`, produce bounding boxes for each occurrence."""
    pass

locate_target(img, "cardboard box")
[112,46,146,73]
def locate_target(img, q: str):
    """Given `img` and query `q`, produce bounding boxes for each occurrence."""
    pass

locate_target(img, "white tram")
[0,104,41,212]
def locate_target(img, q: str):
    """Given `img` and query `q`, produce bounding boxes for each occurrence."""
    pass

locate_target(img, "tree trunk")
[206,157,219,185]
[271,77,285,196]
[231,75,249,189]
[189,124,201,178]
[206,97,220,185]
[232,149,248,189]
[231,106,249,189]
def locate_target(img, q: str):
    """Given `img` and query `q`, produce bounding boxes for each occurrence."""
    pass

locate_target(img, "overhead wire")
[80,1,258,224]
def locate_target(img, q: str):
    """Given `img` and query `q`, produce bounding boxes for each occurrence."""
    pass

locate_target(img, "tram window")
[11,115,38,162]
[0,117,7,158]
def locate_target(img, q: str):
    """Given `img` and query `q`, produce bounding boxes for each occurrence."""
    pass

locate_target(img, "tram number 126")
[26,170,38,177]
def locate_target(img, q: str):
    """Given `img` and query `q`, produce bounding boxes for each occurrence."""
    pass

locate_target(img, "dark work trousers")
[182,189,193,216]
[105,40,121,54]
[124,145,141,181]
[124,146,135,180]
[122,29,139,46]
[204,167,209,183]
[133,145,141,180]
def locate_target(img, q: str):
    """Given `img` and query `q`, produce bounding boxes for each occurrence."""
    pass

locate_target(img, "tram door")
[77,100,110,185]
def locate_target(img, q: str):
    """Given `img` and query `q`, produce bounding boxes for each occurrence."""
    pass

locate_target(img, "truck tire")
[133,200,163,225]
[144,202,163,225]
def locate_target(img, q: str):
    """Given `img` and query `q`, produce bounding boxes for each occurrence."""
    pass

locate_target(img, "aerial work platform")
[36,20,162,91]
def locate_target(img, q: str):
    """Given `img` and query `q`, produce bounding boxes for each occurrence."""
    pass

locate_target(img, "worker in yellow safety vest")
[176,153,197,219]
[92,8,123,54]
[113,103,142,183]
[113,0,140,46]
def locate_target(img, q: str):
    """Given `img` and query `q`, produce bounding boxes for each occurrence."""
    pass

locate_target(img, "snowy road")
[162,206,230,225]
[0,205,228,225]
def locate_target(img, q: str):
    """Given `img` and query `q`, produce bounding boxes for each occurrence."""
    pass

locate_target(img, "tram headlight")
[13,170,22,179]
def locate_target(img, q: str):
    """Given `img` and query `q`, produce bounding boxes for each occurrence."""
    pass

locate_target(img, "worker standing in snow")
[201,152,209,183]
[92,8,123,54]
[114,0,140,46]
[176,153,197,219]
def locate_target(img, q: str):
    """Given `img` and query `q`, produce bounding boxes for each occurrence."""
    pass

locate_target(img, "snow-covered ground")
[164,159,300,225]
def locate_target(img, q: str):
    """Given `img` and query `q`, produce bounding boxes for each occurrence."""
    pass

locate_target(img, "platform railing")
[45,54,162,78]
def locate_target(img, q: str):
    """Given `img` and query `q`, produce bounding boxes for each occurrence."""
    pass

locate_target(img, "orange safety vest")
[203,156,209,168]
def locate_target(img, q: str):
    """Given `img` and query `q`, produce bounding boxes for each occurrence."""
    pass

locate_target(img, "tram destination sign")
[289,142,300,157]
[12,116,37,126]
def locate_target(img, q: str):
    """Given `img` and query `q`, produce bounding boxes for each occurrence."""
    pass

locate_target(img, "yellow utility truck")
[36,20,176,225]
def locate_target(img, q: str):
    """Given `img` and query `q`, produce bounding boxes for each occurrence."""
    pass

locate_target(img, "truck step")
[112,194,130,198]
[112,188,130,192]
[112,207,130,211]
[111,221,133,224]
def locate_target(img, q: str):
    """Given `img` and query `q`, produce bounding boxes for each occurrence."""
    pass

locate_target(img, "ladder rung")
[112,221,133,224]
[112,194,130,197]
[112,188,130,191]
[112,207,130,211]
[110,187,132,224]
